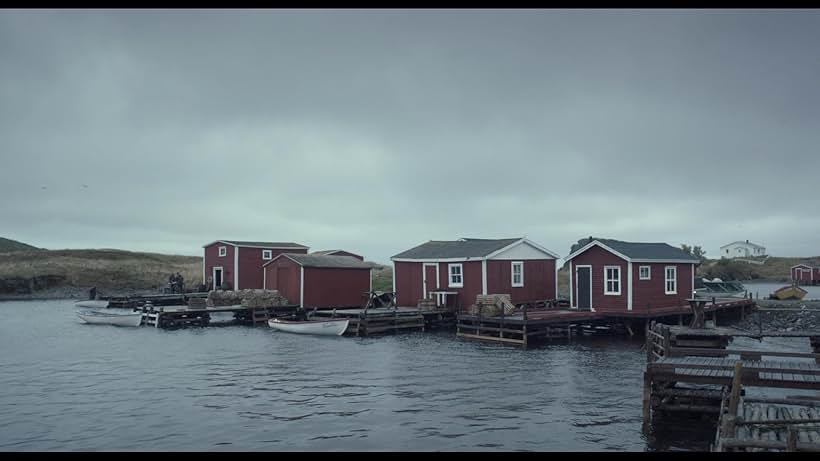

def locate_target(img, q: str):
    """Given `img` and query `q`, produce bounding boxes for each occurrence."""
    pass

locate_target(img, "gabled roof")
[391,238,559,260]
[264,253,372,269]
[311,249,360,256]
[791,264,815,269]
[203,240,309,249]
[720,240,766,250]
[566,238,700,263]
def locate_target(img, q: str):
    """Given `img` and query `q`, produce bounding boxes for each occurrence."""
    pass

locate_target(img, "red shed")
[202,240,309,290]
[263,253,372,308]
[390,237,560,308]
[311,249,365,261]
[566,238,700,314]
[791,264,818,284]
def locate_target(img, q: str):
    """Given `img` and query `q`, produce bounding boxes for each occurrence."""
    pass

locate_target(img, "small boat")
[74,300,110,309]
[694,278,747,298]
[76,310,143,327]
[267,318,349,336]
[772,284,808,301]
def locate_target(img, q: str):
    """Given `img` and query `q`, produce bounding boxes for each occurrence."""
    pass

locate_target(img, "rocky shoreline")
[0,286,151,301]
[731,299,820,333]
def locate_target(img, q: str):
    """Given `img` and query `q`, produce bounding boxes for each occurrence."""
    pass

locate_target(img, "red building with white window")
[565,238,700,314]
[202,240,309,290]
[263,253,372,308]
[791,264,820,285]
[390,238,559,308]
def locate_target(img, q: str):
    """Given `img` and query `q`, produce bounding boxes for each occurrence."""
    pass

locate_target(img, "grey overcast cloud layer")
[1,9,819,264]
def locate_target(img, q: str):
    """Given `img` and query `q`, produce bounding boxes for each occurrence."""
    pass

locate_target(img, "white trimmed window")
[604,266,621,295]
[639,266,651,280]
[665,266,677,294]
[511,261,524,287]
[262,249,273,260]
[218,246,227,257]
[448,263,463,288]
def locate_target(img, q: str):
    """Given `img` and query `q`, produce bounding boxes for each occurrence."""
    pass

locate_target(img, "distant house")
[390,237,560,308]
[565,238,700,314]
[202,240,309,291]
[720,240,766,259]
[791,264,819,285]
[263,254,372,308]
[311,249,364,261]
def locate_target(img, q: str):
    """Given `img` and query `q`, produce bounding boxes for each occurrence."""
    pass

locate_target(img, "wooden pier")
[642,321,820,449]
[310,307,456,337]
[103,292,209,309]
[456,298,755,348]
[137,303,301,329]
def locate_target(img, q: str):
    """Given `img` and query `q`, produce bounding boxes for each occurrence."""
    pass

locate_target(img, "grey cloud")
[1,9,819,263]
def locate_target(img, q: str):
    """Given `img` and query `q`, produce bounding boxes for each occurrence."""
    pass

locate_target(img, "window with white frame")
[639,266,651,280]
[511,261,524,287]
[262,249,273,260]
[665,266,677,294]
[218,246,227,257]
[448,263,463,288]
[604,266,621,295]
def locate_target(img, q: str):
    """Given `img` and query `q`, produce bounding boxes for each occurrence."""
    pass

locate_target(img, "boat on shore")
[267,318,349,336]
[74,300,110,309]
[772,284,808,301]
[76,310,143,327]
[694,278,747,298]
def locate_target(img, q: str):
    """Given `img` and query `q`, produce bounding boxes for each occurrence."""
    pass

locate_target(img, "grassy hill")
[0,248,202,295]
[698,256,820,282]
[0,237,41,252]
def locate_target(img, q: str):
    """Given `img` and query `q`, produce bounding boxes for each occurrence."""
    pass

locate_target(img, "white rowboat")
[76,310,143,327]
[267,318,349,336]
[75,300,110,309]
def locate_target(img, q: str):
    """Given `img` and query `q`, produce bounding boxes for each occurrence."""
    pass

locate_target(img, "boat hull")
[268,318,349,336]
[773,286,808,301]
[75,300,110,309]
[76,311,143,327]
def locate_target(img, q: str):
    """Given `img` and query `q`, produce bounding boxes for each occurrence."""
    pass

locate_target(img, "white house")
[720,240,766,259]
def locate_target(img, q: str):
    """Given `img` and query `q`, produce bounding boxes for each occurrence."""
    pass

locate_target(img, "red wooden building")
[791,264,819,285]
[390,237,560,308]
[263,254,372,308]
[565,238,700,314]
[202,240,309,290]
[311,249,364,261]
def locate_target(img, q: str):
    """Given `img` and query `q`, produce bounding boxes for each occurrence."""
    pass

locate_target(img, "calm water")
[743,281,820,300]
[1,299,798,452]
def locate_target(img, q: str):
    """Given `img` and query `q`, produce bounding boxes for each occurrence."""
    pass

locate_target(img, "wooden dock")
[642,322,820,448]
[456,298,755,347]
[103,292,209,309]
[310,307,456,337]
[714,395,820,451]
[137,304,301,329]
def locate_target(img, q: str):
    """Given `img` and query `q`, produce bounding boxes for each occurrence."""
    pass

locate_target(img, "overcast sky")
[1,9,819,263]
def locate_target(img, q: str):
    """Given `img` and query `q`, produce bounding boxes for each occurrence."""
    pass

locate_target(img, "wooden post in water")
[787,427,798,452]
[722,361,744,439]
[642,371,652,432]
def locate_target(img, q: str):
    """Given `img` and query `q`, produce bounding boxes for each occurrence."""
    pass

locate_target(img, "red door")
[424,264,438,299]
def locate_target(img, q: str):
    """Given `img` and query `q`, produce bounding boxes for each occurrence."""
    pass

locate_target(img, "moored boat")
[772,284,808,301]
[76,310,143,327]
[694,278,747,298]
[267,318,349,336]
[74,300,110,309]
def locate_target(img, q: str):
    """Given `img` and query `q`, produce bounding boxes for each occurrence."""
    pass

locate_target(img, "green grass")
[0,237,41,252]
[0,248,203,292]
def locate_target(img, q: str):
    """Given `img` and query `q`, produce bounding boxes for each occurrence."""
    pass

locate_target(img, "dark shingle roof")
[392,238,521,259]
[220,240,308,249]
[278,254,372,269]
[570,238,698,261]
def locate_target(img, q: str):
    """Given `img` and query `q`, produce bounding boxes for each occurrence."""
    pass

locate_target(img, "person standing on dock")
[89,286,97,300]
[176,272,184,293]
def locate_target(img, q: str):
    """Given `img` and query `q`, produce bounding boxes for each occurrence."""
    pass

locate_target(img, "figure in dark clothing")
[89,286,97,300]
[176,272,184,293]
